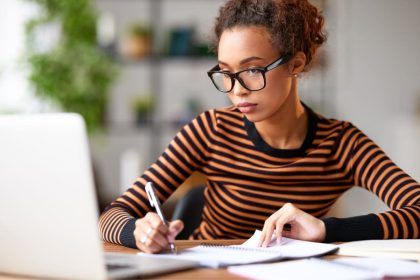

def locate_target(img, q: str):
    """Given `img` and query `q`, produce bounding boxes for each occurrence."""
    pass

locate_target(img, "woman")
[100,0,419,253]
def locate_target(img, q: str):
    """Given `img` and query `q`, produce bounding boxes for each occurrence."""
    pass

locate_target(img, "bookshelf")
[93,0,227,206]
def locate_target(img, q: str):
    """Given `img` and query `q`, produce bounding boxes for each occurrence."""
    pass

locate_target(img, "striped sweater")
[100,105,420,247]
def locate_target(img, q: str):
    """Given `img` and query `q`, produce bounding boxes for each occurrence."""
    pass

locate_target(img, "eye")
[221,72,231,78]
[245,68,262,76]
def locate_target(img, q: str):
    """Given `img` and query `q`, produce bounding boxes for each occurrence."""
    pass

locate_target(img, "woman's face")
[217,26,293,123]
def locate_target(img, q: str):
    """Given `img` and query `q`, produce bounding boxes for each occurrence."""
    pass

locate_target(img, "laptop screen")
[0,114,107,279]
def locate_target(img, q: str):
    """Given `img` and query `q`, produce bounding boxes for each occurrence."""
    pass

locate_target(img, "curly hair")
[213,0,327,71]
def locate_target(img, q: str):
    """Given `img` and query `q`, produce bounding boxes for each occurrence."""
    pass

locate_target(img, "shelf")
[105,120,185,136]
[116,55,217,65]
[93,0,227,206]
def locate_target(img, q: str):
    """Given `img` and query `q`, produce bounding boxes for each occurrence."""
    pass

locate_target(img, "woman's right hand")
[134,212,184,253]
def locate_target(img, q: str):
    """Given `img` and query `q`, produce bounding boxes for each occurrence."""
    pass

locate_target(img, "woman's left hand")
[258,203,326,247]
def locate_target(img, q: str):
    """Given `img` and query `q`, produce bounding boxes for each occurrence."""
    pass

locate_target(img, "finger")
[275,216,292,244]
[134,218,152,242]
[258,224,265,246]
[275,219,284,244]
[146,220,180,250]
[144,214,172,248]
[138,225,168,253]
[258,220,268,247]
[274,210,295,243]
[275,206,298,241]
[148,228,169,248]
[261,218,276,247]
[134,219,156,253]
[145,212,169,235]
[258,215,275,247]
[135,215,168,253]
[168,220,184,242]
[141,234,165,253]
[258,216,272,246]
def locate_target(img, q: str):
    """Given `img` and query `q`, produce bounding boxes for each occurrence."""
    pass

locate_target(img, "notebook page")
[241,230,339,258]
[164,245,283,268]
[139,242,285,268]
[138,230,338,268]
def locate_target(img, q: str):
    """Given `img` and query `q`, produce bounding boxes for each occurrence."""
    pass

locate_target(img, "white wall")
[325,0,420,217]
[0,1,40,112]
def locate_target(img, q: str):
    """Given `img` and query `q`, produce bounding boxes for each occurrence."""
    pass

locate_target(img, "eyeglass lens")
[211,70,265,92]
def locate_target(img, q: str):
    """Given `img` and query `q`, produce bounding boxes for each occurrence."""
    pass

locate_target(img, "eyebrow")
[218,56,265,66]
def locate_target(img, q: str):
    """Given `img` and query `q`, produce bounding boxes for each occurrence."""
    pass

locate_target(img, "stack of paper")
[338,239,420,261]
[228,257,420,280]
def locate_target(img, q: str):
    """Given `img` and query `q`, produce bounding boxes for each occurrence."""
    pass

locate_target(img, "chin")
[244,113,262,123]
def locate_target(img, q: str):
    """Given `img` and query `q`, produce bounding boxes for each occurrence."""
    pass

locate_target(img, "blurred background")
[1,0,419,216]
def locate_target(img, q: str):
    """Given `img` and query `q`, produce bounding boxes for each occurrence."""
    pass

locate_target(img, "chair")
[171,185,205,239]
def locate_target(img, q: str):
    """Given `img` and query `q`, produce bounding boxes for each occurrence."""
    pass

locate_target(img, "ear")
[288,52,306,76]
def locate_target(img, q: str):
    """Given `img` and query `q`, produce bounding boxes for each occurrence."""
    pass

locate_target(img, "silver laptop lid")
[0,113,107,279]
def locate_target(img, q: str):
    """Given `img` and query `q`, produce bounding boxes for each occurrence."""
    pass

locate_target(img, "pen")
[145,182,177,254]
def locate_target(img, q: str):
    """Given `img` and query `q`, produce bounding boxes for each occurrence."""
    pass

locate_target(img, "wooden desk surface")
[0,240,246,280]
[104,239,246,279]
[0,239,349,280]
[2,240,417,279]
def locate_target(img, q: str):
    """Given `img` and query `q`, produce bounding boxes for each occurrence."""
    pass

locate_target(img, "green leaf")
[24,0,118,132]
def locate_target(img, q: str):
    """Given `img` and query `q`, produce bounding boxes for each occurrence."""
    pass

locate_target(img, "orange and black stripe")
[99,105,420,247]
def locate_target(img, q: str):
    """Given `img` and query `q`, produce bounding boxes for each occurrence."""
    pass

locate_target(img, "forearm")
[323,205,420,242]
[323,214,383,242]
[99,206,139,248]
[348,125,420,241]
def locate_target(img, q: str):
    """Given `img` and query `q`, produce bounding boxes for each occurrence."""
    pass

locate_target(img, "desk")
[0,240,246,280]
[104,239,246,279]
[1,240,418,280]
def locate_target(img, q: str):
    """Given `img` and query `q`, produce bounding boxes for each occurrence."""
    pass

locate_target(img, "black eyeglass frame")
[207,53,293,93]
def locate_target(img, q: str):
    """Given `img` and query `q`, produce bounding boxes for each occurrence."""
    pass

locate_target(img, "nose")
[231,78,250,96]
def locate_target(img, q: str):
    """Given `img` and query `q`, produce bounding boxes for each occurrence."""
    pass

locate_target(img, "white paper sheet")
[138,230,338,268]
[242,230,339,258]
[228,257,420,280]
[338,239,420,261]
[228,259,381,280]
[334,257,420,277]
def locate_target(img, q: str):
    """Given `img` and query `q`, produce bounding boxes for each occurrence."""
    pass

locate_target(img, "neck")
[254,88,308,150]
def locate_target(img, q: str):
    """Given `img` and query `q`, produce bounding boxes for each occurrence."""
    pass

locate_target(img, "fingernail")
[277,237,281,245]
[262,241,268,248]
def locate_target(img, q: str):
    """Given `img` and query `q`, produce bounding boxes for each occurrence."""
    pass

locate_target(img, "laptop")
[0,113,198,279]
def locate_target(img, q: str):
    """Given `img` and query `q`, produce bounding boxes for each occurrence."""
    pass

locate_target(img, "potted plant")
[132,95,154,125]
[122,23,152,59]
[24,0,118,132]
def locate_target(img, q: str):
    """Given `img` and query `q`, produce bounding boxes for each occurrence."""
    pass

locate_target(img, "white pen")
[145,182,177,254]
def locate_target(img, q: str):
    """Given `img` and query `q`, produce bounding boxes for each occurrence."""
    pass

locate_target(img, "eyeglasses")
[207,54,292,93]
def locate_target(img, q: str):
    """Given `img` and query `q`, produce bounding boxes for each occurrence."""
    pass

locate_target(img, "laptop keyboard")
[107,263,131,271]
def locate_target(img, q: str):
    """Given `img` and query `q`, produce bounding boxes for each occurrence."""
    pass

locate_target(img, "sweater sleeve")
[99,111,216,247]
[323,124,420,242]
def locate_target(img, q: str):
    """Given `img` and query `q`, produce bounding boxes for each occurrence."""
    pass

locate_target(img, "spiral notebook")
[139,230,338,268]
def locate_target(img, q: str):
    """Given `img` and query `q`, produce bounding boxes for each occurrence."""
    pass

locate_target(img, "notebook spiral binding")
[198,243,280,254]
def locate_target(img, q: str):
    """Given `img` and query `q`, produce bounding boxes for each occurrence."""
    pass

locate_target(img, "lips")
[237,102,257,114]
